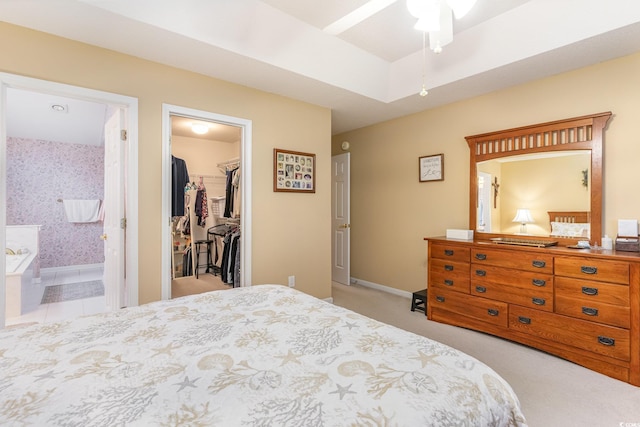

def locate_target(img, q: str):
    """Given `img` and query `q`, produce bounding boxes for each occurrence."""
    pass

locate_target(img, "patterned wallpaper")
[6,137,104,269]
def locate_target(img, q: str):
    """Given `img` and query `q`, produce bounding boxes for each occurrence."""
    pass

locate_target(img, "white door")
[477,171,492,233]
[103,109,125,310]
[331,153,350,285]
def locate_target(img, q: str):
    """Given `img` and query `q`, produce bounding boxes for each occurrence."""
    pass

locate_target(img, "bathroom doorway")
[0,73,139,328]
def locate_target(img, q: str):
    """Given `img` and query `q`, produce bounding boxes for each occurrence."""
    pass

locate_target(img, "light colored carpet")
[171,273,231,298]
[331,282,640,427]
[41,280,104,304]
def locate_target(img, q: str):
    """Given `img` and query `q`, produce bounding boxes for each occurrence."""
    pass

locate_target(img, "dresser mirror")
[466,112,612,245]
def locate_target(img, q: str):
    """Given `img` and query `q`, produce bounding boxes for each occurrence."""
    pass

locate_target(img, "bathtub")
[5,225,42,318]
[6,252,32,274]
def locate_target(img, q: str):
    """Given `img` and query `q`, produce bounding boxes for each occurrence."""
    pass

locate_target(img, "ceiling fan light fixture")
[408,0,476,95]
[191,123,209,135]
[446,0,477,19]
[414,15,440,32]
[407,0,439,20]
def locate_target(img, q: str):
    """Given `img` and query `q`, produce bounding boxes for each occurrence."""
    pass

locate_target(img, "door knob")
[100,234,108,240]
[338,224,350,229]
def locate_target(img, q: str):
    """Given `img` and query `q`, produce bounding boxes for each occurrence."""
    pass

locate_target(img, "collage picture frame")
[273,148,316,193]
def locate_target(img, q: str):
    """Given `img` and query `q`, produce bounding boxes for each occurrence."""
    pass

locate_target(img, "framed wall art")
[419,153,444,182]
[273,148,316,193]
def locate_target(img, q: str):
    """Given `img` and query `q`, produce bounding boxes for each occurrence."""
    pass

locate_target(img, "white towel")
[63,199,101,223]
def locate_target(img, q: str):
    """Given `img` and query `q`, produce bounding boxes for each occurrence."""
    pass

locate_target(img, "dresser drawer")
[470,265,553,311]
[429,263,470,293]
[555,256,629,285]
[471,248,553,273]
[470,264,552,289]
[509,306,630,361]
[430,286,508,328]
[555,295,630,329]
[430,243,470,263]
[555,277,630,306]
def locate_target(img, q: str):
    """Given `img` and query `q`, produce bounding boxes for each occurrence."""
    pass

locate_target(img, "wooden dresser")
[425,237,640,386]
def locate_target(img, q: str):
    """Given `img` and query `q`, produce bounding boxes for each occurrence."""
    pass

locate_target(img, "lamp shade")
[512,209,534,224]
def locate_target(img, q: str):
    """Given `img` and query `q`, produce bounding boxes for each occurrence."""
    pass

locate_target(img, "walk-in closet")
[170,115,241,296]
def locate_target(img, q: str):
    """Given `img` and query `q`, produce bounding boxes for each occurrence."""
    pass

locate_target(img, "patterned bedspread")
[0,285,527,426]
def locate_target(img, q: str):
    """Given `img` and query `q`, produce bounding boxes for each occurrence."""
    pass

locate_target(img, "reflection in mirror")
[466,112,611,245]
[477,151,591,236]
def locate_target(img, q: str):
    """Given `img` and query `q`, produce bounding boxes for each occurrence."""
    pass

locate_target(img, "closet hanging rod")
[217,158,240,172]
[188,173,225,180]
[217,157,239,166]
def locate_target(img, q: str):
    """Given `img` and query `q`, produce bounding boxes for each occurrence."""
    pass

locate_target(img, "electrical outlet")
[288,275,295,287]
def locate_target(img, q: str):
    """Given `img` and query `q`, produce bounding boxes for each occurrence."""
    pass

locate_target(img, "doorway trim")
[161,104,252,299]
[0,73,139,327]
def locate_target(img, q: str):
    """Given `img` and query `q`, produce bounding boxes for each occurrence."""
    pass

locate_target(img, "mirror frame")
[466,112,612,245]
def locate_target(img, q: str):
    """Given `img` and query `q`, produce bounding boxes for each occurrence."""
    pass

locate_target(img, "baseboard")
[350,277,412,299]
[323,297,334,303]
[41,263,104,274]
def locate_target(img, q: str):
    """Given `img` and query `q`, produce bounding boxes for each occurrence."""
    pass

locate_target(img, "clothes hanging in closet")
[195,182,208,227]
[172,155,190,217]
[224,167,239,218]
[221,229,240,287]
[182,246,193,276]
[208,224,240,287]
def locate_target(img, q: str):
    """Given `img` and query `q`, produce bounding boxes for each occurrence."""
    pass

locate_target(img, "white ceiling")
[3,0,640,144]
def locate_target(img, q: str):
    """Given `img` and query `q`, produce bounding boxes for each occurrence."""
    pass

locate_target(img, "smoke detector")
[50,103,68,113]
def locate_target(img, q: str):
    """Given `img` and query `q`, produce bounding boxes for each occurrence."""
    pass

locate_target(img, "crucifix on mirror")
[491,177,499,208]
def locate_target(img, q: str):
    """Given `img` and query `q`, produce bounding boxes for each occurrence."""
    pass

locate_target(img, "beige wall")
[172,135,240,180]
[0,23,332,302]
[333,52,640,294]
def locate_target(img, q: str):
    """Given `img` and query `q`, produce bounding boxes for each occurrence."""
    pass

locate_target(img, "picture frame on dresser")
[419,153,444,182]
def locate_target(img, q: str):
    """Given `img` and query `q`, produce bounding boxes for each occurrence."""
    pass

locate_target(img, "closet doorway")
[161,105,252,300]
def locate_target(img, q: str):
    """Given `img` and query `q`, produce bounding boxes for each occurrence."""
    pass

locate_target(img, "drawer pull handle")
[598,336,615,346]
[532,279,546,287]
[444,264,454,271]
[581,286,599,296]
[532,298,546,306]
[582,307,599,316]
[475,286,487,293]
[518,316,531,325]
[532,260,546,268]
[487,309,499,316]
[444,279,454,286]
[436,296,445,303]
[581,266,598,275]
[444,249,454,256]
[475,253,487,261]
[475,269,486,277]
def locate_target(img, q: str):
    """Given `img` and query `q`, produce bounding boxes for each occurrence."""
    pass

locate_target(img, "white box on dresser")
[446,229,474,240]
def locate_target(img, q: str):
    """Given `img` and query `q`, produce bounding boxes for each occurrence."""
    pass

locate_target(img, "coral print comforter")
[0,285,527,426]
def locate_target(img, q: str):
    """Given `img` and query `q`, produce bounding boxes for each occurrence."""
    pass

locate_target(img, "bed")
[548,210,591,238]
[0,285,527,426]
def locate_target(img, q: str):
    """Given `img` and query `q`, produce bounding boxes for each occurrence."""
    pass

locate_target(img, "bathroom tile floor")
[5,265,107,327]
